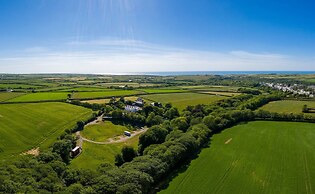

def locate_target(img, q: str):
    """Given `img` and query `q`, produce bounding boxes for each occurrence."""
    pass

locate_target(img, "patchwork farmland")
[141,93,226,110]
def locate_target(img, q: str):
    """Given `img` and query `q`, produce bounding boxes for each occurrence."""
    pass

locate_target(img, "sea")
[119,71,315,76]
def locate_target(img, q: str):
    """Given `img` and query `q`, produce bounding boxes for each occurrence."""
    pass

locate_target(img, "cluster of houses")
[262,82,314,98]
[124,97,145,112]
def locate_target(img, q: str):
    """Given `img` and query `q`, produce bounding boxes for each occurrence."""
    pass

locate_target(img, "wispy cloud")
[24,46,48,53]
[0,38,313,73]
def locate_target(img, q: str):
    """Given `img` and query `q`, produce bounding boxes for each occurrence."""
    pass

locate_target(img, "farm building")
[125,105,142,112]
[151,102,162,107]
[134,97,144,107]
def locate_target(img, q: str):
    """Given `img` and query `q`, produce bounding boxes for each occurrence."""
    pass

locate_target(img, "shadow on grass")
[151,140,212,194]
[152,121,250,193]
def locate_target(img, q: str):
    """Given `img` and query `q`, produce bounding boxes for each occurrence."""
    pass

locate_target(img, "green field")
[72,90,142,99]
[81,99,111,104]
[260,100,315,115]
[0,92,25,102]
[161,121,315,194]
[141,93,226,110]
[70,134,140,170]
[0,83,43,89]
[8,92,69,102]
[81,121,129,142]
[95,82,160,88]
[201,91,241,97]
[140,89,187,94]
[0,102,92,158]
[59,87,110,92]
[181,85,240,92]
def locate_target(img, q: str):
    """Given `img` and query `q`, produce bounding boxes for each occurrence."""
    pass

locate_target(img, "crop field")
[124,96,141,101]
[201,91,241,97]
[70,134,140,169]
[161,121,315,194]
[72,90,142,99]
[81,99,111,104]
[140,89,188,94]
[141,93,226,110]
[81,96,150,104]
[260,100,315,115]
[181,85,240,92]
[0,102,92,158]
[0,83,43,89]
[7,92,69,102]
[34,86,73,92]
[95,82,160,88]
[0,92,25,102]
[59,87,110,92]
[81,121,129,142]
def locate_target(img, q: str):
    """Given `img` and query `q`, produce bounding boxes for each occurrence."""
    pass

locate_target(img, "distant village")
[262,82,314,98]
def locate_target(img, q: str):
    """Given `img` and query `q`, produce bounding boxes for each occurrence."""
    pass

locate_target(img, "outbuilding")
[70,146,82,158]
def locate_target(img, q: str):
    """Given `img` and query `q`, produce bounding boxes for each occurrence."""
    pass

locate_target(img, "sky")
[0,0,314,74]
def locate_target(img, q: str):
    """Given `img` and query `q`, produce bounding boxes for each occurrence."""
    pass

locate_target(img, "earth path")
[75,114,148,145]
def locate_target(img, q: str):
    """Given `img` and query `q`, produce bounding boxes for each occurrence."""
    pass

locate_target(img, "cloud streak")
[0,38,313,74]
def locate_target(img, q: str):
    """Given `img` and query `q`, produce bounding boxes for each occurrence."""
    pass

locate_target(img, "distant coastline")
[2,71,315,76]
[123,71,315,76]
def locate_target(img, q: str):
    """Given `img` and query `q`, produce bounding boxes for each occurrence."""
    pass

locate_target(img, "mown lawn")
[141,93,226,110]
[0,92,25,102]
[81,121,129,142]
[161,121,315,194]
[0,102,92,158]
[70,134,140,170]
[8,92,69,102]
[259,100,315,116]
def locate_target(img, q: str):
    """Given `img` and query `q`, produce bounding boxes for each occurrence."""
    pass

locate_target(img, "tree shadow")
[152,140,212,193]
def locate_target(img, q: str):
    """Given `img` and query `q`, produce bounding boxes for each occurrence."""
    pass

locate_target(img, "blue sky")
[0,0,314,73]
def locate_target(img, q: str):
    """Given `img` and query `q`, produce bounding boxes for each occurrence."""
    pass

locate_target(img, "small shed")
[70,146,82,158]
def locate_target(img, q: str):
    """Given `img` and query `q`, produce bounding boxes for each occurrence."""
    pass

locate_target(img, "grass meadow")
[201,91,241,97]
[260,100,315,115]
[70,133,140,170]
[59,87,111,92]
[0,92,25,102]
[140,89,188,94]
[181,85,240,92]
[81,121,129,142]
[0,102,92,158]
[72,90,142,99]
[161,121,315,194]
[141,93,226,110]
[0,83,43,89]
[8,92,69,102]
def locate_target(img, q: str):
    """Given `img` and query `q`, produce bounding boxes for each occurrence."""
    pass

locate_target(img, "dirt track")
[76,127,148,145]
